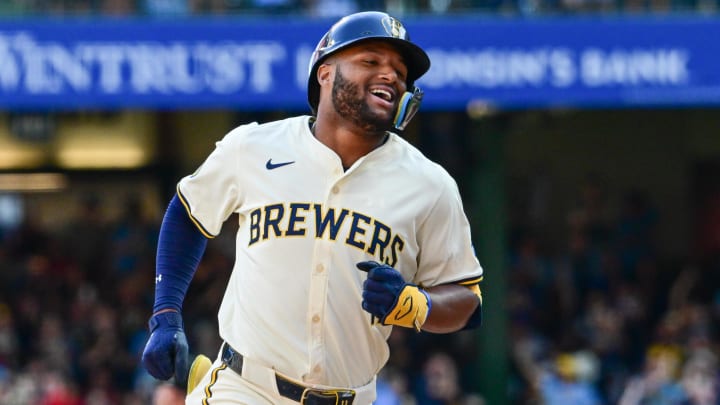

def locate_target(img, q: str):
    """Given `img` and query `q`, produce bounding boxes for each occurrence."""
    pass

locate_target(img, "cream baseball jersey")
[177,115,483,388]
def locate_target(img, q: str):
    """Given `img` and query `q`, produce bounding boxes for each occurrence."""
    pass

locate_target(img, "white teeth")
[371,89,392,101]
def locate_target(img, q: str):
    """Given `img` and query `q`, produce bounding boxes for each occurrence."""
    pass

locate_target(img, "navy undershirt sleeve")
[462,302,482,330]
[153,194,208,313]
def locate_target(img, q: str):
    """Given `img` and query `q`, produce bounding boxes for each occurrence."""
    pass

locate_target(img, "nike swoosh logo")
[266,159,295,170]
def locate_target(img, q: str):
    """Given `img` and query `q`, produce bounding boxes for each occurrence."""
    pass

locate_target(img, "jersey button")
[316,264,324,273]
[312,314,320,323]
[313,365,322,373]
[331,186,339,194]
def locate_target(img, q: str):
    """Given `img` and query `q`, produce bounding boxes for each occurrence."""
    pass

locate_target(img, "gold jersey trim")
[176,187,216,239]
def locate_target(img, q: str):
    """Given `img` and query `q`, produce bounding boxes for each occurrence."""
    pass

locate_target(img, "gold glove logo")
[394,295,413,321]
[384,286,429,332]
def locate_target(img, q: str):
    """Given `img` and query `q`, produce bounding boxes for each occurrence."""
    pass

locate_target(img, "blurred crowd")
[0,167,717,404]
[0,0,718,20]
[505,174,720,404]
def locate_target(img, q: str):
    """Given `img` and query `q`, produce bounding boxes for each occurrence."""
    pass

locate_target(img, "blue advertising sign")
[0,16,718,110]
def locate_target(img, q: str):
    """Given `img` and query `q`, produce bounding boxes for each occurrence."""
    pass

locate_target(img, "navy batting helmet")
[307,11,431,124]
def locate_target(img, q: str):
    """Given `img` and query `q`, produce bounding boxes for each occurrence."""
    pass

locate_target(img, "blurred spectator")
[575,291,626,363]
[513,339,604,405]
[245,0,301,13]
[99,0,136,14]
[304,0,359,17]
[680,348,719,405]
[35,314,73,376]
[378,366,416,405]
[38,370,83,405]
[618,344,689,405]
[560,0,615,13]
[414,351,485,405]
[153,383,185,405]
[83,367,122,404]
[375,368,407,405]
[142,0,191,15]
[540,352,603,405]
[0,358,47,404]
[189,0,226,12]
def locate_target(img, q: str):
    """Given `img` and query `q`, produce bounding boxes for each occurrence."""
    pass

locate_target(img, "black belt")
[221,342,356,405]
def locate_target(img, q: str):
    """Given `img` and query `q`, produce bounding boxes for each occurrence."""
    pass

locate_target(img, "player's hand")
[141,311,190,387]
[356,261,431,332]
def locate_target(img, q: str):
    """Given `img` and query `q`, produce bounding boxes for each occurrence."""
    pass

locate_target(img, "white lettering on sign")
[0,30,694,98]
[0,33,21,90]
[0,31,287,95]
[78,45,125,93]
[580,48,689,86]
[420,46,690,89]
[423,48,576,88]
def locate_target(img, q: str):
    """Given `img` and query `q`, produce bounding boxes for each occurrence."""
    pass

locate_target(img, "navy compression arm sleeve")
[153,194,208,313]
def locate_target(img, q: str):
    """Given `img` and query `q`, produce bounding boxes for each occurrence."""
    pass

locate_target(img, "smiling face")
[318,40,409,134]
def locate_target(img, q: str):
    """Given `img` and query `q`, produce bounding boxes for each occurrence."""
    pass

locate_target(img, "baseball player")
[141,11,484,405]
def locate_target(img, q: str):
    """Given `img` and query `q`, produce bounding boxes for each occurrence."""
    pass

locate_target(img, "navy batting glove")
[357,261,431,331]
[357,261,406,318]
[141,311,190,387]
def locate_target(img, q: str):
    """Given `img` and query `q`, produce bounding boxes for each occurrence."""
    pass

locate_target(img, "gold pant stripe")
[202,363,228,405]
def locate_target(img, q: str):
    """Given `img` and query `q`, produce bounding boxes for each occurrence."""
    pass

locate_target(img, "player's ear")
[317,63,333,85]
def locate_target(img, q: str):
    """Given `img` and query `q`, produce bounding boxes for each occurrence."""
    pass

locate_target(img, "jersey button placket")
[306,176,343,382]
[307,205,332,383]
[307,258,326,382]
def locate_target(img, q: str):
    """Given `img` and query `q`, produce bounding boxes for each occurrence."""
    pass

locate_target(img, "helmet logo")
[319,33,335,50]
[381,17,406,39]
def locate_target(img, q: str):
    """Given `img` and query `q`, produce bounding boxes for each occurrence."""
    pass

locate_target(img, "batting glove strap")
[381,284,431,332]
[148,311,184,332]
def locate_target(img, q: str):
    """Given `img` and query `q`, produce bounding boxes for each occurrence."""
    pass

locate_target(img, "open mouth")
[370,88,394,103]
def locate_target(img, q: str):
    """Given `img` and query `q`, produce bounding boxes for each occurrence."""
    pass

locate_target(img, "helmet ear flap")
[393,87,424,131]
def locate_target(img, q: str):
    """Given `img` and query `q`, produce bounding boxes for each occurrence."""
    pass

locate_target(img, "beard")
[331,68,393,135]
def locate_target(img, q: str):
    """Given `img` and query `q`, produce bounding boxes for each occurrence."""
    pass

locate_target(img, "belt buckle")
[300,388,356,405]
